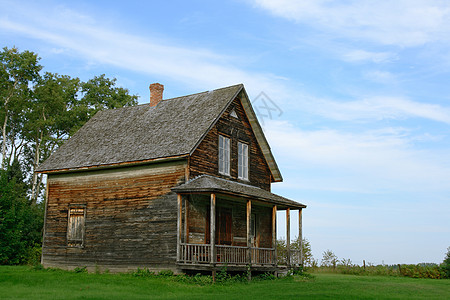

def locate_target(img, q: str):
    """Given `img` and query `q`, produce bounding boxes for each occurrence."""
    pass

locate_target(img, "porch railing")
[179,243,275,265]
[179,243,210,264]
[290,249,301,265]
[251,247,275,265]
[216,245,248,264]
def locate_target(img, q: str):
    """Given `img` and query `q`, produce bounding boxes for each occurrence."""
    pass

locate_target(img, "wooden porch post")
[177,194,182,262]
[210,193,216,281]
[299,208,303,267]
[246,199,252,281]
[272,205,277,266]
[184,196,188,244]
[286,208,291,269]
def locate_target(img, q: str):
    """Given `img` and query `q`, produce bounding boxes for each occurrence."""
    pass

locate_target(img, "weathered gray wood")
[42,161,186,271]
[286,208,291,268]
[272,205,277,265]
[299,208,303,266]
[177,194,182,262]
[210,193,216,281]
[210,193,216,264]
[246,199,252,281]
[41,178,50,265]
[189,96,272,191]
[184,196,188,244]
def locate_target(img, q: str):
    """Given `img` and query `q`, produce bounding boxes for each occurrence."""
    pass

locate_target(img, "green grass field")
[0,266,448,299]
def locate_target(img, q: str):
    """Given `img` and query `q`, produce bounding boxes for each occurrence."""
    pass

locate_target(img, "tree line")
[0,46,138,264]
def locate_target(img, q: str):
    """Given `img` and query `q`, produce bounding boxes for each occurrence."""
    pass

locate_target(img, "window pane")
[238,142,248,180]
[219,135,230,175]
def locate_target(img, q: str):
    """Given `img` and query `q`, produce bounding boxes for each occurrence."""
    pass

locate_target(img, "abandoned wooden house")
[36,83,306,274]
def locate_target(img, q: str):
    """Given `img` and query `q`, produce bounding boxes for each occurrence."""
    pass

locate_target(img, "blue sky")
[1,0,449,265]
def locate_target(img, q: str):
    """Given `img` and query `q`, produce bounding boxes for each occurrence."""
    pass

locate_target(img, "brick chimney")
[149,83,164,107]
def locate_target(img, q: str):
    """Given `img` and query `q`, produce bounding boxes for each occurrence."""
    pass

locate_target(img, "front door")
[216,207,232,245]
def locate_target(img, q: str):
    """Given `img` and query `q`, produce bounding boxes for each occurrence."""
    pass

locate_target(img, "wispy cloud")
[0,1,286,97]
[251,0,450,47]
[265,120,450,193]
[342,50,396,64]
[302,95,450,124]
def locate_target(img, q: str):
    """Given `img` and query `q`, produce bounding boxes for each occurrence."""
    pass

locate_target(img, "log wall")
[42,160,186,272]
[190,97,272,191]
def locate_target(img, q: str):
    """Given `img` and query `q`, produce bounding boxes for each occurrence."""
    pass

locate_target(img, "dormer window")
[238,142,249,180]
[219,135,230,176]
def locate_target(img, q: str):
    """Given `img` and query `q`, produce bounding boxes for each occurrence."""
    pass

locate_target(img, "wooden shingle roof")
[37,84,282,182]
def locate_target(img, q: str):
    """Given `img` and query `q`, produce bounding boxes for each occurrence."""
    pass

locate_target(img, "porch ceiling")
[172,175,306,209]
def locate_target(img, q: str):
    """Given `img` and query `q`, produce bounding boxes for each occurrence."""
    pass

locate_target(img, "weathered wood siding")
[186,195,273,248]
[42,160,186,272]
[190,97,272,191]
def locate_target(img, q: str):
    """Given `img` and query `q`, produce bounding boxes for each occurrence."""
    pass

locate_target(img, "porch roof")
[172,175,306,209]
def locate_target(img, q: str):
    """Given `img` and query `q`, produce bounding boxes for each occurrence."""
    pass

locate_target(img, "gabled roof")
[172,175,305,209]
[37,84,282,181]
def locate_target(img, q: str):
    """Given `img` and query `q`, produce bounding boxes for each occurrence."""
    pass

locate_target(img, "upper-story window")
[238,142,249,180]
[218,135,230,176]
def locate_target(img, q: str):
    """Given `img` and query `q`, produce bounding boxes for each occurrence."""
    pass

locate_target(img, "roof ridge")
[162,83,243,103]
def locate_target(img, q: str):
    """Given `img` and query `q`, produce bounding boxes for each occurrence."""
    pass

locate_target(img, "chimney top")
[150,83,164,107]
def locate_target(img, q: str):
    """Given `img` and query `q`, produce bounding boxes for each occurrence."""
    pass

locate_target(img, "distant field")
[0,266,448,299]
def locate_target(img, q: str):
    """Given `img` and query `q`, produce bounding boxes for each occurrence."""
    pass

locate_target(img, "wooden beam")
[177,194,182,262]
[184,196,188,244]
[247,199,252,281]
[286,208,291,268]
[272,205,277,266]
[210,193,216,265]
[299,208,303,267]
[41,175,50,265]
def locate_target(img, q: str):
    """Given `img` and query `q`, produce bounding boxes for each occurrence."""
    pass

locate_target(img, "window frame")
[238,141,249,180]
[218,135,231,176]
[67,204,86,248]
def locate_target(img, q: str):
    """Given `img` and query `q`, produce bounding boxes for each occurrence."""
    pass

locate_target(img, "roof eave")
[238,88,283,182]
[36,154,189,174]
[172,187,306,209]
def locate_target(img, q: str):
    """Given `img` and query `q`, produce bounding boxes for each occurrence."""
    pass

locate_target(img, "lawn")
[0,266,448,299]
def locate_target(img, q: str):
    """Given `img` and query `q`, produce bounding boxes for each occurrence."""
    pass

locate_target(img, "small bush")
[24,245,42,266]
[73,266,87,273]
[158,269,174,277]
[254,272,276,281]
[132,268,155,277]
[441,247,450,278]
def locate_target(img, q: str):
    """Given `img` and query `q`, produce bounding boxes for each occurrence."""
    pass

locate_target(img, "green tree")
[441,247,450,278]
[23,72,81,203]
[22,72,137,203]
[0,160,44,264]
[0,47,42,168]
[0,46,139,263]
[277,237,314,267]
[290,236,314,267]
[321,249,338,268]
[81,74,138,118]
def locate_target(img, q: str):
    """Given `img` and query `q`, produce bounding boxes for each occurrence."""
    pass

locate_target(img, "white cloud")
[265,120,450,193]
[0,1,287,97]
[363,70,396,83]
[303,95,450,124]
[342,50,395,64]
[251,0,450,47]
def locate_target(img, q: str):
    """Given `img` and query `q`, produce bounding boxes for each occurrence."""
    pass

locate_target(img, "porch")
[172,175,306,276]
